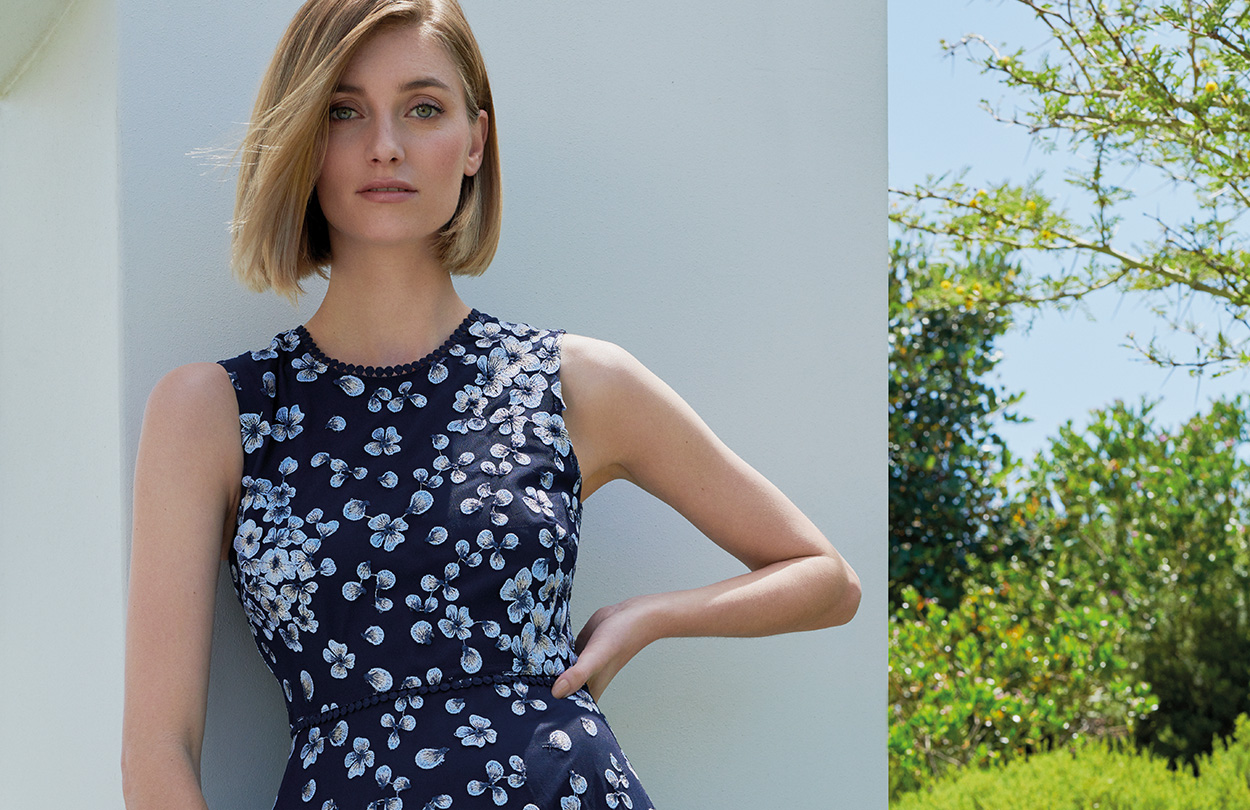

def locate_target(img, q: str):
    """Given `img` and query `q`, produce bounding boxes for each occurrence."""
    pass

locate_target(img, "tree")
[889,237,1022,607]
[1019,397,1250,766]
[891,0,1250,374]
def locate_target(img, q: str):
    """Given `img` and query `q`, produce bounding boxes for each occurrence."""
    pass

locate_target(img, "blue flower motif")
[233,519,262,559]
[454,538,483,568]
[531,412,571,456]
[489,403,529,448]
[477,529,518,570]
[240,413,271,454]
[452,384,488,416]
[559,770,589,809]
[500,568,535,624]
[510,681,547,715]
[460,483,513,526]
[476,346,518,397]
[522,487,556,519]
[292,353,328,382]
[259,548,295,584]
[367,386,393,413]
[528,334,562,374]
[438,605,475,641]
[433,450,473,484]
[415,748,448,770]
[455,714,497,748]
[467,759,511,805]
[301,726,324,768]
[368,513,408,551]
[365,426,402,456]
[343,736,374,778]
[271,404,304,441]
[324,639,355,679]
[604,754,633,808]
[421,562,461,602]
[508,372,548,408]
[391,381,427,412]
[239,475,272,513]
[380,712,415,750]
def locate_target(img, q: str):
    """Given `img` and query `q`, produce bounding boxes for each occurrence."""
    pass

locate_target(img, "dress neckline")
[294,308,482,380]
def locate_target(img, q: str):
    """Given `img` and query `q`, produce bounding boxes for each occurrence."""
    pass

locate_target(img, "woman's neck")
[302,243,472,370]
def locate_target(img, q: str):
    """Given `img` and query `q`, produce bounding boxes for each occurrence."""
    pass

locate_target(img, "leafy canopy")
[891,0,1250,374]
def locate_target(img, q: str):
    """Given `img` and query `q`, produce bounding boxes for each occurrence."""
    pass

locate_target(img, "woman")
[121,1,861,808]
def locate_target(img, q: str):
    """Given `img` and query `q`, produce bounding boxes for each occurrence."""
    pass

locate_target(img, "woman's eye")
[329,106,357,121]
[410,103,440,119]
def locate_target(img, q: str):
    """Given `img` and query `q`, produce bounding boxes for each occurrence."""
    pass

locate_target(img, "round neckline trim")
[294,308,483,380]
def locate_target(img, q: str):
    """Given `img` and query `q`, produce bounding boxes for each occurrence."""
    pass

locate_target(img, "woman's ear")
[465,109,488,177]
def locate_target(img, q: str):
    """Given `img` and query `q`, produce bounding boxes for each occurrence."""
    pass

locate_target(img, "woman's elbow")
[831,563,862,626]
[818,553,861,628]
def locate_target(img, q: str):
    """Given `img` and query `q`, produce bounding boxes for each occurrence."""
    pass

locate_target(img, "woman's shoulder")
[150,362,238,406]
[142,362,240,452]
[559,332,645,389]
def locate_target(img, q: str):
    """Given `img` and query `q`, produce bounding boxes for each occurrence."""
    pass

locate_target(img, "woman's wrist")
[627,590,685,645]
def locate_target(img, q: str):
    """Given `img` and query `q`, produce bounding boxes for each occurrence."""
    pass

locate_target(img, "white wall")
[4,0,885,807]
[0,0,124,803]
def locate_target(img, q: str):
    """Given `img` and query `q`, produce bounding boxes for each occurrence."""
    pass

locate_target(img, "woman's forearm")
[121,740,211,810]
[552,550,860,700]
[643,551,861,642]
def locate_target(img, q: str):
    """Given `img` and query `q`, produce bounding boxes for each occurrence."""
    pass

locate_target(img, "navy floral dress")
[218,310,655,810]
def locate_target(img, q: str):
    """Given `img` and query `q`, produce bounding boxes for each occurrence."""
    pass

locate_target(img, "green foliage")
[890,397,1250,799]
[888,577,1152,799]
[891,714,1250,810]
[889,238,1022,607]
[1020,397,1250,767]
[890,0,1250,374]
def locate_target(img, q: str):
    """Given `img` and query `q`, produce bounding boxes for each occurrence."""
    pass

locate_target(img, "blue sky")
[889,0,1250,460]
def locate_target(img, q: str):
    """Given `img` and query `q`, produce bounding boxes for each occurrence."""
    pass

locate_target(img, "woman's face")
[315,23,487,259]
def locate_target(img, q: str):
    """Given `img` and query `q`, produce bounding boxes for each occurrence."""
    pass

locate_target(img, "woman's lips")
[358,186,417,202]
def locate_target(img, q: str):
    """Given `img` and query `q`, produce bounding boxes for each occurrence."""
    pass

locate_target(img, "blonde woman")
[121,1,861,808]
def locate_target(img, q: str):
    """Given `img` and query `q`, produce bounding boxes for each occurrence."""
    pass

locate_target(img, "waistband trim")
[289,672,559,735]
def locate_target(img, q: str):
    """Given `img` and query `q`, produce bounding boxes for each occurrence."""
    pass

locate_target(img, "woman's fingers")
[554,601,645,700]
[552,651,597,699]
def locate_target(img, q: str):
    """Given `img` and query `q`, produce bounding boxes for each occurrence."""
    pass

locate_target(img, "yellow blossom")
[1025,200,1036,211]
[940,279,952,290]
[1205,80,1219,94]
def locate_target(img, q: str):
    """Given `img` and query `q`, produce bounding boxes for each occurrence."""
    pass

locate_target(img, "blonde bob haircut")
[232,0,500,300]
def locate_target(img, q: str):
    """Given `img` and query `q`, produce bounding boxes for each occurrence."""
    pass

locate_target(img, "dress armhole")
[551,329,570,416]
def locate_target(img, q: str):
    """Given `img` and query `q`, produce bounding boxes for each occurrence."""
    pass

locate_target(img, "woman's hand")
[552,595,665,700]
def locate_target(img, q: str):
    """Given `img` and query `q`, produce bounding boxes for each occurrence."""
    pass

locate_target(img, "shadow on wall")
[201,569,291,805]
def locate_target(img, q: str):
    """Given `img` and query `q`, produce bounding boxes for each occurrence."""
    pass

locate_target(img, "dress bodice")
[218,309,583,734]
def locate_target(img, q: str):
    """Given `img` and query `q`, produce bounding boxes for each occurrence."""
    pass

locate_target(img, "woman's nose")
[368,117,404,164]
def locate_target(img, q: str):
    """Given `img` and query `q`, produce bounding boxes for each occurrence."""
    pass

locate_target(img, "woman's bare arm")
[121,362,242,809]
[552,334,861,700]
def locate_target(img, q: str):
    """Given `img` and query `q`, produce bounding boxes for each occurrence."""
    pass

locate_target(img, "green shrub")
[1019,398,1250,767]
[889,580,1152,799]
[891,714,1250,810]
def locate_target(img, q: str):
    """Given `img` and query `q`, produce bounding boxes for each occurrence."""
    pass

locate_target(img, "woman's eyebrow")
[335,77,453,94]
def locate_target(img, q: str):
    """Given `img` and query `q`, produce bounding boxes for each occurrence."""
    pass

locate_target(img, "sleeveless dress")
[218,309,655,810]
